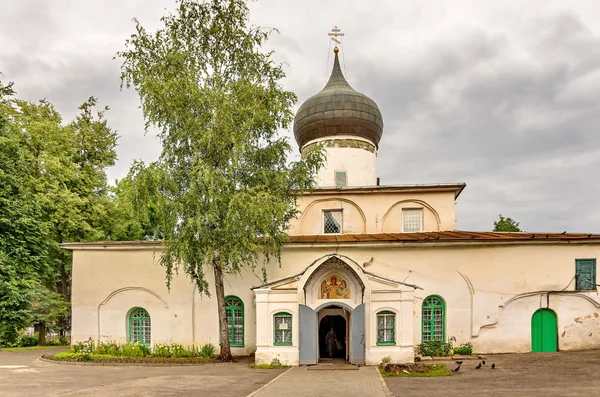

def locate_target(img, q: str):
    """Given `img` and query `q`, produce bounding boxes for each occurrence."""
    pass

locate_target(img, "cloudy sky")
[2,0,600,233]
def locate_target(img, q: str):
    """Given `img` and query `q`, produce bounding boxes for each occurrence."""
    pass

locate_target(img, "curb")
[38,356,214,367]
[245,366,293,397]
[375,366,394,397]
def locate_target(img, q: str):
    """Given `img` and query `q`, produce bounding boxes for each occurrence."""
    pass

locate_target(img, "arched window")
[422,296,445,342]
[128,307,151,345]
[376,311,396,345]
[273,312,292,345]
[225,296,244,347]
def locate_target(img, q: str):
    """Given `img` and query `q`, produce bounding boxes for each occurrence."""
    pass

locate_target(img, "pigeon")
[475,363,482,369]
[491,363,496,369]
[452,365,460,372]
[482,360,486,365]
[455,361,463,365]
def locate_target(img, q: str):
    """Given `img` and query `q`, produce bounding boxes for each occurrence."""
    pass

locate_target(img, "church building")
[65,46,600,366]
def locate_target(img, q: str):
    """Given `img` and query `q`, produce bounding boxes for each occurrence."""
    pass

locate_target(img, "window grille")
[274,312,292,345]
[225,296,244,346]
[128,308,151,345]
[324,210,342,234]
[377,311,396,345]
[422,296,445,342]
[335,171,347,187]
[403,209,422,232]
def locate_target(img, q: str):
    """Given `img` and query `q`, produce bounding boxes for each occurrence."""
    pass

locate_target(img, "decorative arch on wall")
[97,287,168,341]
[99,287,169,309]
[475,292,600,338]
[299,198,367,233]
[298,254,370,310]
[381,199,442,231]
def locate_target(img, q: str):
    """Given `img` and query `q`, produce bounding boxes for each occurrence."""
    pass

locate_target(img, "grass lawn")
[380,364,452,377]
[0,346,66,352]
[250,364,289,369]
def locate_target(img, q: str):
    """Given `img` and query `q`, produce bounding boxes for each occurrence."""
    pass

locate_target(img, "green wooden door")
[531,309,557,352]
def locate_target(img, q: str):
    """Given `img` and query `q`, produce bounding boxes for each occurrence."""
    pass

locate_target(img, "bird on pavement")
[452,365,460,372]
[482,360,486,365]
[455,360,463,365]
[475,362,482,369]
[491,363,496,369]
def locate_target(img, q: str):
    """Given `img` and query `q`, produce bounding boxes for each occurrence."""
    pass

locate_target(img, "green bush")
[67,340,215,359]
[95,341,121,356]
[199,343,215,359]
[171,343,192,358]
[153,343,171,358]
[415,340,453,357]
[121,342,150,357]
[452,342,473,356]
[53,352,83,360]
[17,334,39,347]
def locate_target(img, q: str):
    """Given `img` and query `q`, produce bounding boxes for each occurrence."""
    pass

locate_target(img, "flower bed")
[44,351,214,364]
[43,340,218,364]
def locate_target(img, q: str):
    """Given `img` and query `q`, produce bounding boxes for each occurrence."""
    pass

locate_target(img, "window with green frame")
[128,307,151,345]
[273,312,292,345]
[225,296,244,347]
[422,295,445,342]
[376,311,396,345]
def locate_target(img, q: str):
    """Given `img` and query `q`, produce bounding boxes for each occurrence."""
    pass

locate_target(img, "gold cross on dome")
[327,26,345,45]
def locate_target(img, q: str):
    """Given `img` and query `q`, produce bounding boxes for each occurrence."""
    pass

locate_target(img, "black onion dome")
[293,48,383,150]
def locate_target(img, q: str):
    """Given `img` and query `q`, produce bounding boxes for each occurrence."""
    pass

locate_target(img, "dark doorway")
[319,314,347,359]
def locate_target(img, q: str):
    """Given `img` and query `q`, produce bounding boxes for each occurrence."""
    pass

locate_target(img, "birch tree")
[118,0,323,360]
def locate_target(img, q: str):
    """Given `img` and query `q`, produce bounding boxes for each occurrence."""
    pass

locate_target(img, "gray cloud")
[1,0,599,233]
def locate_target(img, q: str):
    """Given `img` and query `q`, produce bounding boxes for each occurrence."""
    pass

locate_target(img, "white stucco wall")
[70,241,600,365]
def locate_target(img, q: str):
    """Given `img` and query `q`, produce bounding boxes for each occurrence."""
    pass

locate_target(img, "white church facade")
[65,47,600,366]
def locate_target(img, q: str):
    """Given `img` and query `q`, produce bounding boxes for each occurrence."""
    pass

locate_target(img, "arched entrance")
[297,256,367,365]
[531,309,558,352]
[318,306,348,361]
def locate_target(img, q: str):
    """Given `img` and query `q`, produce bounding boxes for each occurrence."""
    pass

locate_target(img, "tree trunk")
[38,322,46,346]
[213,253,232,361]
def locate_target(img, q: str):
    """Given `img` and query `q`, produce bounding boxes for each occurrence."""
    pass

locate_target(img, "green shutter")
[575,259,596,291]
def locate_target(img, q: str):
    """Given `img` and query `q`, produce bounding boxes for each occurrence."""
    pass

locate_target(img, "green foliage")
[17,334,39,347]
[250,364,289,369]
[117,0,324,359]
[153,343,171,358]
[69,340,214,359]
[493,214,521,232]
[452,342,474,355]
[0,74,118,345]
[0,78,51,345]
[380,364,452,377]
[199,343,215,359]
[415,340,454,357]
